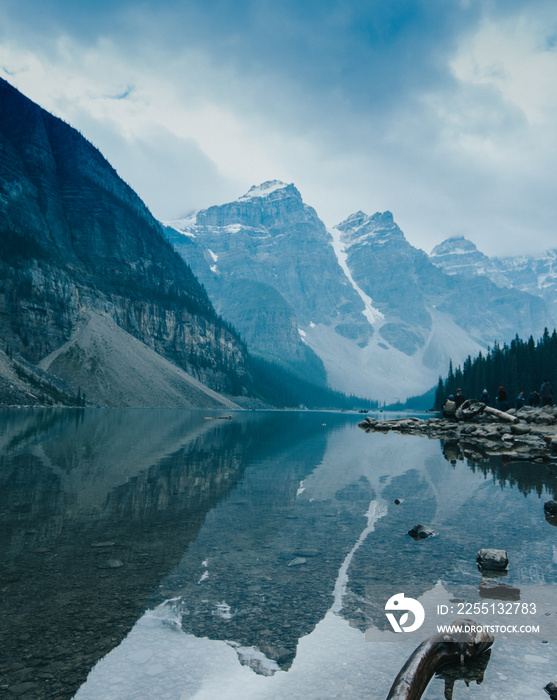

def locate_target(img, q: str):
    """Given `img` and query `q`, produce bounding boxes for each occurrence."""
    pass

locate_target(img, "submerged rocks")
[358,405,557,462]
[544,501,557,526]
[408,524,438,540]
[479,579,520,601]
[287,557,307,567]
[97,558,124,569]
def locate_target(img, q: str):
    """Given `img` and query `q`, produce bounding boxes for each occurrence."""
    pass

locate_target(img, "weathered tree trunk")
[483,405,518,423]
[455,399,485,421]
[386,619,493,700]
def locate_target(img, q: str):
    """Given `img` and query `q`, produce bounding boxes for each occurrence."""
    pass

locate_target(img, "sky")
[0,0,556,257]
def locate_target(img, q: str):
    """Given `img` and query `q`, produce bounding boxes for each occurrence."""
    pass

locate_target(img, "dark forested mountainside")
[0,77,250,402]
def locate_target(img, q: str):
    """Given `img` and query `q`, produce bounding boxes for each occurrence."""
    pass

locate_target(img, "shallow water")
[1,408,556,699]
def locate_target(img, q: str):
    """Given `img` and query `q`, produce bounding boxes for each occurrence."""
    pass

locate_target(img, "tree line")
[434,328,557,410]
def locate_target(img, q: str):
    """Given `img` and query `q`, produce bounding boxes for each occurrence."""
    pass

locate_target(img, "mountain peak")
[238,181,294,201]
[336,210,395,231]
[430,236,480,257]
[334,210,403,249]
[430,236,491,277]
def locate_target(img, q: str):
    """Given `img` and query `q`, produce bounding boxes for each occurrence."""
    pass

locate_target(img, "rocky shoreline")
[358,405,557,463]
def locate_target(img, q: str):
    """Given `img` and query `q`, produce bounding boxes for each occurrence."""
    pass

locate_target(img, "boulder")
[510,424,531,436]
[477,549,508,571]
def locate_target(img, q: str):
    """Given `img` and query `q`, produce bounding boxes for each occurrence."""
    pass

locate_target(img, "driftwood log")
[386,618,494,700]
[454,399,518,423]
[483,405,519,423]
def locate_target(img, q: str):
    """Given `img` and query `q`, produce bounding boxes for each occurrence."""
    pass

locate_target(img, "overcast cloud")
[1,0,556,256]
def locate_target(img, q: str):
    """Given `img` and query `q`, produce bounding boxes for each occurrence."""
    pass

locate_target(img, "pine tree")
[437,329,557,409]
[434,377,445,410]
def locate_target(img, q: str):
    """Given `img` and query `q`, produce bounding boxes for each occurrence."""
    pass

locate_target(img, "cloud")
[74,116,240,220]
[0,0,556,256]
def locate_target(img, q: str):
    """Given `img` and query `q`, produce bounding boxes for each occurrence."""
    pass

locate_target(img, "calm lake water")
[1,408,557,699]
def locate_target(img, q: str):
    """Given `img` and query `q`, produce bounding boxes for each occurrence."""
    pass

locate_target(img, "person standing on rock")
[529,389,541,407]
[454,388,465,408]
[497,386,509,411]
[516,391,526,409]
[541,379,553,406]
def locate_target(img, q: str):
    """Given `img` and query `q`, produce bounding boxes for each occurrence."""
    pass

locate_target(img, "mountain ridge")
[2,76,553,407]
[166,185,550,403]
[430,236,557,324]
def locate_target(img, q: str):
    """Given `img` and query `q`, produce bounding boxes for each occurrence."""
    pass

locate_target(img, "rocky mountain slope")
[0,77,251,407]
[166,186,548,403]
[165,181,372,387]
[431,237,557,327]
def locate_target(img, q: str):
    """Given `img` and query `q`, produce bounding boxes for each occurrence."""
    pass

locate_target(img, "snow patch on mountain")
[164,212,198,234]
[429,237,493,278]
[302,306,484,403]
[328,227,384,327]
[238,180,289,201]
[302,323,432,402]
[431,238,557,325]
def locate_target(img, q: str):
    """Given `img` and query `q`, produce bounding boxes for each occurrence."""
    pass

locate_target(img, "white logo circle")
[385,593,425,633]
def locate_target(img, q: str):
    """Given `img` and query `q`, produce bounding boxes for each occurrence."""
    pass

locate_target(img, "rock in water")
[408,524,437,540]
[477,549,509,571]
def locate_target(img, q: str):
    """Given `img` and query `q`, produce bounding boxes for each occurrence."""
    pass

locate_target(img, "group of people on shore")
[443,379,554,418]
[485,379,553,411]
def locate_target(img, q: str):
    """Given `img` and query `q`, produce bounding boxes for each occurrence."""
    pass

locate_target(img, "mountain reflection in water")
[1,409,556,700]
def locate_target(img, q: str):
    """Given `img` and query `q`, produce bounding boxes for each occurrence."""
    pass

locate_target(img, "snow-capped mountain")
[165,181,372,388]
[431,237,557,325]
[165,184,549,403]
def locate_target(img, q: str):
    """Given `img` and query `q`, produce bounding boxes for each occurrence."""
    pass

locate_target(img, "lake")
[1,408,556,699]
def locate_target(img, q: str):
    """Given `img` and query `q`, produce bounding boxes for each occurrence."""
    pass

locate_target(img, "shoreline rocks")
[358,405,557,462]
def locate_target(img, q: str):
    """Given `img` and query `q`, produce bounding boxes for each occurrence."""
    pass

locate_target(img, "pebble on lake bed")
[97,559,124,569]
